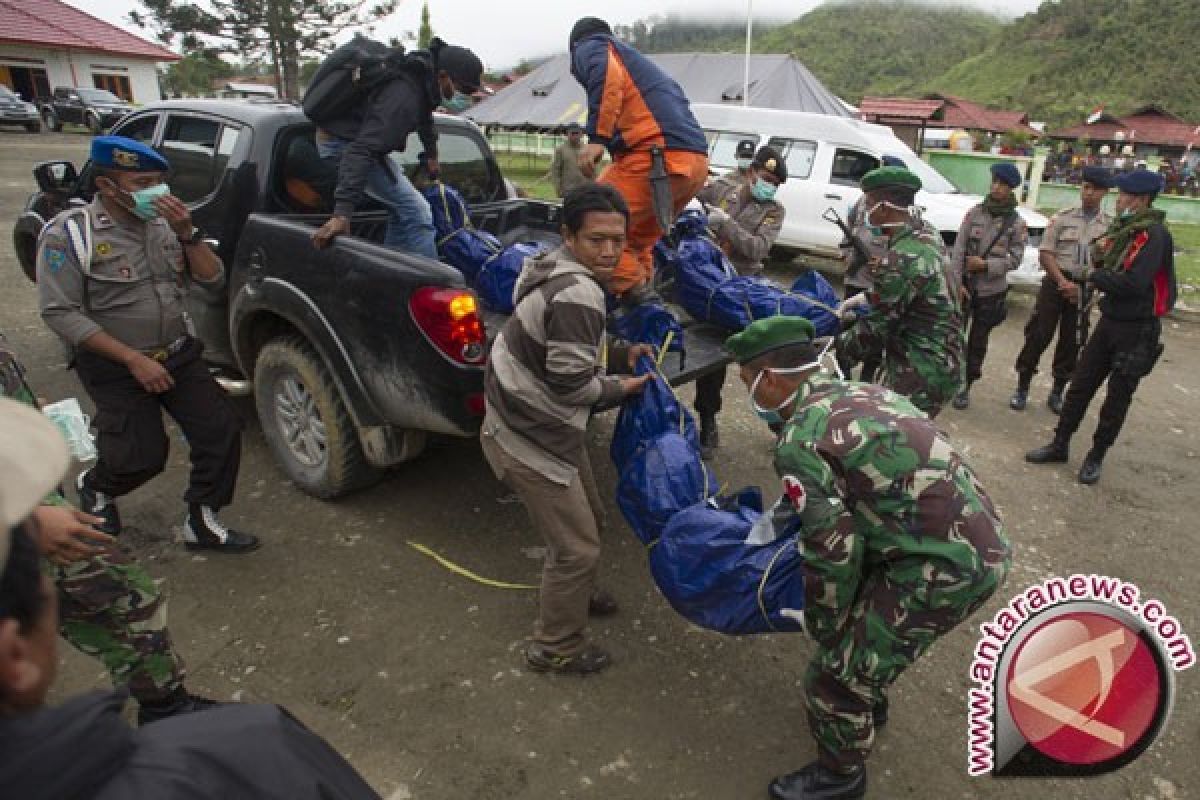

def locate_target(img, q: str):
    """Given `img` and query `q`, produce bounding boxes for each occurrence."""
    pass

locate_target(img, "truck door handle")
[824,193,843,200]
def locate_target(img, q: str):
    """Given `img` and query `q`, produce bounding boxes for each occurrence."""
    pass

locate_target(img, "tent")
[468,53,851,129]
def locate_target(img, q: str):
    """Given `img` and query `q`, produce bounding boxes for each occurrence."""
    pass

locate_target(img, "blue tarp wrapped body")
[610,356,698,470]
[607,301,685,357]
[789,271,841,337]
[616,431,713,546]
[475,242,539,314]
[704,275,817,332]
[649,488,806,634]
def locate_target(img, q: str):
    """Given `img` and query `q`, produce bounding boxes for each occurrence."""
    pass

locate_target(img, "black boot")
[1009,382,1029,411]
[137,686,221,726]
[872,697,888,729]
[1025,438,1069,464]
[952,384,971,410]
[698,414,719,460]
[769,762,867,800]
[1078,450,1105,485]
[183,505,261,553]
[76,469,122,536]
[1047,381,1066,415]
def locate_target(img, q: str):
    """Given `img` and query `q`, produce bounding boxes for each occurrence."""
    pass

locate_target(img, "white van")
[691,104,1046,283]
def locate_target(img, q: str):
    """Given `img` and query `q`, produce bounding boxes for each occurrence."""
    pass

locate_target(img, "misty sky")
[69,0,1044,69]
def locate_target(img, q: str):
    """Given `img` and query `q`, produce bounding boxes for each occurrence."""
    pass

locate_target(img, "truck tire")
[42,110,61,132]
[25,121,41,133]
[254,336,382,499]
[86,112,103,134]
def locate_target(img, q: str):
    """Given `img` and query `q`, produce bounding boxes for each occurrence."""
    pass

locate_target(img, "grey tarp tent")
[468,53,851,129]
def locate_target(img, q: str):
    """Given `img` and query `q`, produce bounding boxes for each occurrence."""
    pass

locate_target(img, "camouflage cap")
[860,166,921,193]
[725,316,816,365]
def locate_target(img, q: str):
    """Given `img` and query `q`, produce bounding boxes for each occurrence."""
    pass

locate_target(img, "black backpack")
[302,36,405,125]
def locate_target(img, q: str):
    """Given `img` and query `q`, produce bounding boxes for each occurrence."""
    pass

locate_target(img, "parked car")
[38,87,132,134]
[0,85,40,132]
[13,99,727,498]
[691,103,1049,286]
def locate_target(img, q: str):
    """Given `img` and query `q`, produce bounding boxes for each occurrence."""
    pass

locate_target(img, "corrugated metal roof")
[1050,107,1200,147]
[0,0,179,61]
[859,96,945,122]
[467,53,851,129]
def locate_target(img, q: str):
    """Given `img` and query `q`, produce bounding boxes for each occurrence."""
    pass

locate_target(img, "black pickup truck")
[38,87,133,134]
[14,99,727,498]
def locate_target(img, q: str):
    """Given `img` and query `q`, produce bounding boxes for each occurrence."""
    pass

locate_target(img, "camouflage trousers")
[804,553,1008,771]
[50,543,186,704]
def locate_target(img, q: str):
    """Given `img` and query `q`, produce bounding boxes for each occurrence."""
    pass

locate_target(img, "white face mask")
[747,340,841,424]
[865,200,915,234]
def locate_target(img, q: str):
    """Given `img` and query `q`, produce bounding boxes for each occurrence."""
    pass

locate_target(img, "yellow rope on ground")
[407,541,538,590]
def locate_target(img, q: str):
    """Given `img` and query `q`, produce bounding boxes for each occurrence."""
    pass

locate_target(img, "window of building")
[93,74,132,102]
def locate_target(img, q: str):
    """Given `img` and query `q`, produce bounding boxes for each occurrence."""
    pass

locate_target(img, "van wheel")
[86,112,103,134]
[254,336,381,498]
[42,111,61,132]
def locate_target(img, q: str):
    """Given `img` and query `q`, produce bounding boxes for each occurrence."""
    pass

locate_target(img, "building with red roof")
[0,0,179,105]
[1049,105,1200,158]
[859,93,1040,151]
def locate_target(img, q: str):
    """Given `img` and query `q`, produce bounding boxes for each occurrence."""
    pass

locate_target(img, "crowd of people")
[0,14,1182,800]
[1045,144,1199,195]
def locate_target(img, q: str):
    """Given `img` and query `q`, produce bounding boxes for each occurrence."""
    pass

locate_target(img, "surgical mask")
[443,91,472,114]
[129,183,169,220]
[747,339,841,426]
[736,157,752,170]
[751,178,777,202]
[865,200,912,235]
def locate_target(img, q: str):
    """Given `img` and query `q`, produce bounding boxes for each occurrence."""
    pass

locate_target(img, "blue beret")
[1115,168,1164,196]
[90,135,169,173]
[990,162,1022,188]
[1081,166,1113,189]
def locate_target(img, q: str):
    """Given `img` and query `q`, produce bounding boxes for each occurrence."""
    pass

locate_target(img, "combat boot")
[952,384,971,410]
[1047,381,1067,415]
[1025,438,1069,464]
[137,686,221,726]
[699,413,719,460]
[183,505,261,553]
[769,762,867,800]
[872,697,889,729]
[1009,384,1029,411]
[76,469,122,536]
[1078,450,1105,485]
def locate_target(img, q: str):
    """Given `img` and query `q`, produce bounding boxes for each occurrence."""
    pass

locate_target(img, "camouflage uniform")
[771,380,1010,772]
[836,224,964,417]
[0,335,185,704]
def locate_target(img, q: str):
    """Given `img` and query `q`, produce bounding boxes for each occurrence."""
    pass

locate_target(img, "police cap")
[735,139,756,159]
[1115,168,1165,196]
[753,146,787,182]
[990,162,1022,188]
[90,135,169,173]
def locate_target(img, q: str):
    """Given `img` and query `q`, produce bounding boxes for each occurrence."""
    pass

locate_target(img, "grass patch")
[1172,223,1200,292]
[494,152,556,202]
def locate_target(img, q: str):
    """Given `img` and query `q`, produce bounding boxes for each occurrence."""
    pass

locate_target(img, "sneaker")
[1009,388,1028,411]
[76,470,121,536]
[1025,440,1069,464]
[183,505,261,553]
[952,387,970,410]
[769,761,867,800]
[588,589,619,617]
[137,688,221,726]
[525,642,611,675]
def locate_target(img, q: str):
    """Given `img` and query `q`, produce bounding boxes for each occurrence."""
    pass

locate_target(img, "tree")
[160,50,235,98]
[130,0,399,100]
[418,2,434,49]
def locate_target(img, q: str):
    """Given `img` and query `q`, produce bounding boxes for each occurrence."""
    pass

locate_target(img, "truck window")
[704,131,760,169]
[389,129,499,204]
[830,149,880,187]
[112,113,159,143]
[160,115,243,203]
[766,137,817,180]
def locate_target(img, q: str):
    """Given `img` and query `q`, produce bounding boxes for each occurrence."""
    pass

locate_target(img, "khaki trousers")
[481,434,606,656]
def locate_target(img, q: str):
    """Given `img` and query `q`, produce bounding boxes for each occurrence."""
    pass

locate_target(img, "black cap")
[735,139,756,159]
[569,17,611,50]
[753,145,787,182]
[1080,166,1113,189]
[438,44,484,92]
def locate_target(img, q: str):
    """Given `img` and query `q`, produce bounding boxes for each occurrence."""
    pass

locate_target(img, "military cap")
[725,316,816,365]
[90,134,169,173]
[735,139,756,159]
[990,162,1022,188]
[1080,166,1113,189]
[860,165,921,193]
[1115,168,1165,195]
[753,146,788,182]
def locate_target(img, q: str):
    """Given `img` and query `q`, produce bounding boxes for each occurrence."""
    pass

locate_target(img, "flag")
[1086,105,1105,125]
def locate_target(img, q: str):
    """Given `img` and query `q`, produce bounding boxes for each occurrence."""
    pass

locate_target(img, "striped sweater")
[483,248,625,485]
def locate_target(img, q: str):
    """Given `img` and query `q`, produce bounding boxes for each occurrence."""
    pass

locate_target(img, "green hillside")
[626,0,1200,127]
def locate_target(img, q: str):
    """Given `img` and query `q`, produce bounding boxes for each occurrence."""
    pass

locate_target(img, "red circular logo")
[1005,612,1163,766]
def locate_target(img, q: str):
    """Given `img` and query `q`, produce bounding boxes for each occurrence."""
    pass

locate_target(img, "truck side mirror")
[34,160,79,194]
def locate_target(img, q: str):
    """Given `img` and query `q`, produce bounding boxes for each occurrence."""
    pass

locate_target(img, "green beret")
[724,316,816,364]
[860,166,921,193]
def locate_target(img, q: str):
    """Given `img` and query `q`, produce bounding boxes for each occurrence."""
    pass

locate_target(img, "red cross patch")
[782,475,806,512]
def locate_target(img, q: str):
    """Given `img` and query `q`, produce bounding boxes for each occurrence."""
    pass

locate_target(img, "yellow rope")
[407,541,538,590]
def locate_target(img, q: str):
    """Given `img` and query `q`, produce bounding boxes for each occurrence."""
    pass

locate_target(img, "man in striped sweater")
[481,184,652,675]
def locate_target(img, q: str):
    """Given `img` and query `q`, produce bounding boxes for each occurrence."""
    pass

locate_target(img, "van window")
[766,138,817,180]
[831,149,879,187]
[705,130,760,169]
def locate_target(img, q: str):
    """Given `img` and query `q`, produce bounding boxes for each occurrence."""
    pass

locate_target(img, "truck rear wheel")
[254,336,381,498]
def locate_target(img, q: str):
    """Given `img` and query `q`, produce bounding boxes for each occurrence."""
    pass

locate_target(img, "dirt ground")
[2,131,1197,799]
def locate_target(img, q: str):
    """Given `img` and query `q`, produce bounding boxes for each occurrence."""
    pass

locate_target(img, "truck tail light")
[410,287,486,365]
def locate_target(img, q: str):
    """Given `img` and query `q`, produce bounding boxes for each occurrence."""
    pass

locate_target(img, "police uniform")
[1012,166,1113,410]
[726,317,1010,800]
[693,147,787,454]
[36,135,257,552]
[697,138,757,206]
[949,162,1028,406]
[1026,169,1177,484]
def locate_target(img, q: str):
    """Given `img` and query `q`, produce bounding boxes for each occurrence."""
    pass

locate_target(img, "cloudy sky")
[69,0,1043,69]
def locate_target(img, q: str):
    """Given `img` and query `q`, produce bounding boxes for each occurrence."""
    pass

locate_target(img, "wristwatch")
[178,226,204,246]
